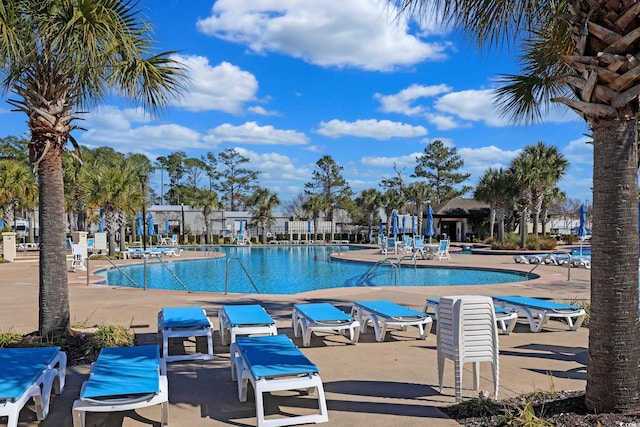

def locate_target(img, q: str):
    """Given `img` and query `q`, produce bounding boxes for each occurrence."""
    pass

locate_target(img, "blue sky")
[0,0,594,205]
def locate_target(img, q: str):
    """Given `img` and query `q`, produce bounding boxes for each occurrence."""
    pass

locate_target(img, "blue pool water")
[97,246,532,294]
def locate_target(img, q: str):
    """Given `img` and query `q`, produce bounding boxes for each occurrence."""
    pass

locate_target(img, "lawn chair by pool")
[435,240,451,261]
[219,304,278,346]
[72,345,168,427]
[158,306,214,362]
[492,295,586,333]
[230,334,328,427]
[0,347,66,427]
[292,303,360,347]
[423,297,518,335]
[351,300,432,342]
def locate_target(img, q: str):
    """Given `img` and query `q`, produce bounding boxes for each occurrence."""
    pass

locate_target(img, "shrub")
[0,331,23,347]
[82,324,134,356]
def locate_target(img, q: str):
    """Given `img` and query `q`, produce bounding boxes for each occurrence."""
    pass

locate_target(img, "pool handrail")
[225,256,260,294]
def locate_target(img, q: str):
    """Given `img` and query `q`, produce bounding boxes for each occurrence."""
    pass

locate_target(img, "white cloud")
[361,152,423,167]
[196,0,450,71]
[171,55,258,113]
[435,89,508,127]
[203,122,309,146]
[563,136,593,165]
[316,119,427,140]
[459,145,521,178]
[248,106,279,116]
[375,84,451,116]
[425,113,463,130]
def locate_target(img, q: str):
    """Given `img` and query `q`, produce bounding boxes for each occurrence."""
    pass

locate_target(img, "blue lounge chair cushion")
[294,303,353,323]
[493,296,580,311]
[222,305,275,326]
[354,300,426,319]
[236,335,318,379]
[81,346,160,399]
[161,306,210,328]
[0,347,61,400]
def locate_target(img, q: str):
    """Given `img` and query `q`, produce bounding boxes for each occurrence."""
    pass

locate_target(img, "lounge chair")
[492,295,586,332]
[219,304,278,346]
[570,255,591,268]
[230,334,328,427]
[435,240,451,261]
[351,300,432,342]
[72,345,168,427]
[0,347,66,427]
[423,297,518,335]
[158,306,214,362]
[292,303,360,347]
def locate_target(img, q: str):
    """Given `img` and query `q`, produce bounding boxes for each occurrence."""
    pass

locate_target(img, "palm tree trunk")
[37,146,70,337]
[586,119,640,411]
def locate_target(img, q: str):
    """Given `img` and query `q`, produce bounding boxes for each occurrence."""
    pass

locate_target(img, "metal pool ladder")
[225,256,260,294]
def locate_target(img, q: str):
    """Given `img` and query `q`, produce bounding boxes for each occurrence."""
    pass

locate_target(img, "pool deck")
[0,246,590,426]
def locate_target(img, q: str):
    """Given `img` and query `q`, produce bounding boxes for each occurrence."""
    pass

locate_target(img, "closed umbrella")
[239,219,244,234]
[165,217,170,235]
[411,216,416,236]
[426,205,435,243]
[391,210,399,236]
[136,214,143,236]
[98,217,104,233]
[148,213,155,236]
[401,215,406,235]
[577,204,588,255]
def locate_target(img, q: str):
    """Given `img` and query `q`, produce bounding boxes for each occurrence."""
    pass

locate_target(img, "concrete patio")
[0,246,590,426]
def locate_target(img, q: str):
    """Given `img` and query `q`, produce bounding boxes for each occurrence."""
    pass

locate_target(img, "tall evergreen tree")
[413,140,472,204]
[214,148,259,211]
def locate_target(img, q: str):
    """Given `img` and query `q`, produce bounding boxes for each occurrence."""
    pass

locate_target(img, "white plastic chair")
[71,244,87,272]
[437,295,499,401]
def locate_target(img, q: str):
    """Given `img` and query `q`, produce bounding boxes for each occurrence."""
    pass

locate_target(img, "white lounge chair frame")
[158,307,214,362]
[231,335,328,427]
[72,348,168,427]
[219,305,278,346]
[423,298,518,335]
[435,240,451,261]
[292,303,360,347]
[351,301,432,342]
[492,296,586,333]
[0,347,66,427]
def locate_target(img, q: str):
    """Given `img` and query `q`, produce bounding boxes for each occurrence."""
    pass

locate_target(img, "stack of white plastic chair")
[436,295,499,401]
[71,243,87,272]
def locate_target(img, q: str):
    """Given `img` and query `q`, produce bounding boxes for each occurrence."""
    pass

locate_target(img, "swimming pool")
[97,246,532,294]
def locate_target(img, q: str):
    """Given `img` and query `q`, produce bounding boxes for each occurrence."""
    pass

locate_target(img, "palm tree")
[302,195,329,242]
[82,162,144,256]
[381,189,405,236]
[474,168,516,242]
[404,181,433,237]
[0,159,37,230]
[248,188,280,243]
[0,1,185,337]
[522,142,569,236]
[541,187,566,236]
[396,0,640,412]
[354,188,383,243]
[188,188,221,244]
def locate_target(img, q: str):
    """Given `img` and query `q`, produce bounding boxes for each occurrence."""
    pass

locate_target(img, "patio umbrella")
[165,217,170,235]
[577,204,588,255]
[239,219,244,234]
[401,215,406,235]
[148,213,155,236]
[426,205,435,243]
[136,214,143,236]
[98,217,104,233]
[411,216,416,236]
[391,210,399,236]
[307,218,312,233]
